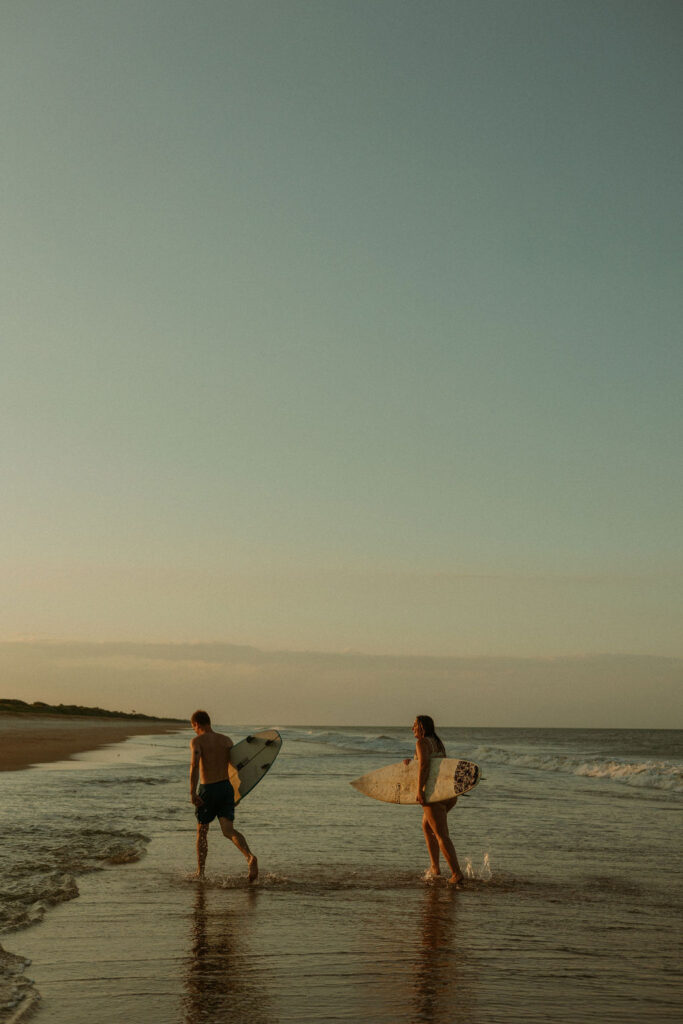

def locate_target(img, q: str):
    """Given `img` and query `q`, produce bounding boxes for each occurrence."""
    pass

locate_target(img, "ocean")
[1,726,681,1023]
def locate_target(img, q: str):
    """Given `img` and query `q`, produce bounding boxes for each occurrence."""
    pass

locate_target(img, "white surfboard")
[227,729,281,805]
[350,757,480,805]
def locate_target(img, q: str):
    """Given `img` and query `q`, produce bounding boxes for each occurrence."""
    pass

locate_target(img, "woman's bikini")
[425,736,445,758]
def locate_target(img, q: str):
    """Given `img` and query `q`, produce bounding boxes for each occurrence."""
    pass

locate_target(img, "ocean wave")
[0,944,39,1023]
[0,830,150,934]
[48,829,150,872]
[285,730,682,795]
[84,776,173,787]
[575,759,682,790]
[468,745,682,794]
[284,728,408,756]
[0,873,78,933]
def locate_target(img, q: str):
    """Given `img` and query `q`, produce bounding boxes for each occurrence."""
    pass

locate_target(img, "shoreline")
[0,714,187,772]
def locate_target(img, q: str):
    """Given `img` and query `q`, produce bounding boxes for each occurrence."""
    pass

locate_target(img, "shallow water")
[2,726,681,1022]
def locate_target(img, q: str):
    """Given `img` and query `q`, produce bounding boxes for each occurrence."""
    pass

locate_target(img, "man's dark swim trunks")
[195,778,235,824]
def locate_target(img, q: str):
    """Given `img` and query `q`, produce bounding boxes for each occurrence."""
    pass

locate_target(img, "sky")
[1,2,681,725]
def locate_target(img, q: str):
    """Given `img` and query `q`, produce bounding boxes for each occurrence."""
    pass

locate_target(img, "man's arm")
[190,737,202,805]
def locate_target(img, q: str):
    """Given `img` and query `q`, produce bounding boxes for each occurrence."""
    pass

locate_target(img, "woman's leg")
[422,811,441,875]
[422,803,463,883]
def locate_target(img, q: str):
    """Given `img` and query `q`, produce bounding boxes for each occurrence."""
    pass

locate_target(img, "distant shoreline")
[0,697,184,722]
[0,712,187,772]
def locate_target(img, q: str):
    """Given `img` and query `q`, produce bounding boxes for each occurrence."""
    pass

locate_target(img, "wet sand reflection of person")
[183,883,273,1024]
[411,885,476,1024]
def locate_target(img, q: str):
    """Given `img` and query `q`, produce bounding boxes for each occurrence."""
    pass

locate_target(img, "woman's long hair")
[416,715,446,755]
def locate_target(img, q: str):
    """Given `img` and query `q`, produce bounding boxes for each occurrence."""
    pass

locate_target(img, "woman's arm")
[415,738,430,805]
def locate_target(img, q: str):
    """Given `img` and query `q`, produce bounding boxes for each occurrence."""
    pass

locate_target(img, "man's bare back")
[191,729,233,784]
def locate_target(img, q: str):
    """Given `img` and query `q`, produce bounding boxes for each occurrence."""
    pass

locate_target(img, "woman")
[407,715,463,885]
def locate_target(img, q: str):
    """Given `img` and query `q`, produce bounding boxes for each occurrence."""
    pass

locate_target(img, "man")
[189,709,258,881]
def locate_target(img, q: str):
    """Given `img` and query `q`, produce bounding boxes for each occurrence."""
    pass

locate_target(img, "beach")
[1,724,681,1023]
[0,714,185,772]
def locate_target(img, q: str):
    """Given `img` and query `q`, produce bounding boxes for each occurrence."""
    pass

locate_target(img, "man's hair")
[191,709,211,727]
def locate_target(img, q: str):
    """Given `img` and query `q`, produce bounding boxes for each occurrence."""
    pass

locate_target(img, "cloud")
[1,640,680,729]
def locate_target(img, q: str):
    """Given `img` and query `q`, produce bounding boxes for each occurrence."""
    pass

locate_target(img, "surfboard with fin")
[228,729,281,805]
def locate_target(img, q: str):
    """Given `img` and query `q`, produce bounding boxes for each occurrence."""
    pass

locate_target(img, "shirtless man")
[189,709,258,882]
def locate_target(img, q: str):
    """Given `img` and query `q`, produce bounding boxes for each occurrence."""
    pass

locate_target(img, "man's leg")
[196,823,209,878]
[219,817,258,881]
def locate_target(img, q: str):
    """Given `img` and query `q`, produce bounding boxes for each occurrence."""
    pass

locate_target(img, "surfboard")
[350,757,480,805]
[227,729,282,805]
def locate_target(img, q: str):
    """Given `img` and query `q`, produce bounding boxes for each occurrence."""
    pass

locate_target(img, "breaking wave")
[468,745,682,794]
[284,728,408,756]
[284,729,681,794]
[84,775,174,787]
[0,830,150,934]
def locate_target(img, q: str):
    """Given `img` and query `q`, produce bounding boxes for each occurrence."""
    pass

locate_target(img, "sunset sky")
[2,2,681,725]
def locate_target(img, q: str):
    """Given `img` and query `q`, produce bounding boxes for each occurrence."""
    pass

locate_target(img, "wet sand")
[0,714,185,772]
[6,829,478,1024]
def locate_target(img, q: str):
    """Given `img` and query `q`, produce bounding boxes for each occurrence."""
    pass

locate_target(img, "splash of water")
[463,854,492,880]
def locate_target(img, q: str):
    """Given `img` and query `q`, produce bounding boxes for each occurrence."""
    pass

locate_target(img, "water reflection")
[183,883,274,1024]
[411,885,476,1023]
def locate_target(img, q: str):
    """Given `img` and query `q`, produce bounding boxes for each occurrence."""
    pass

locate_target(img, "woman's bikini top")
[416,736,446,759]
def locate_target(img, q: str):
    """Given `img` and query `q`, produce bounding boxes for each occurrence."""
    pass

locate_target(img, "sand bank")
[0,714,186,772]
